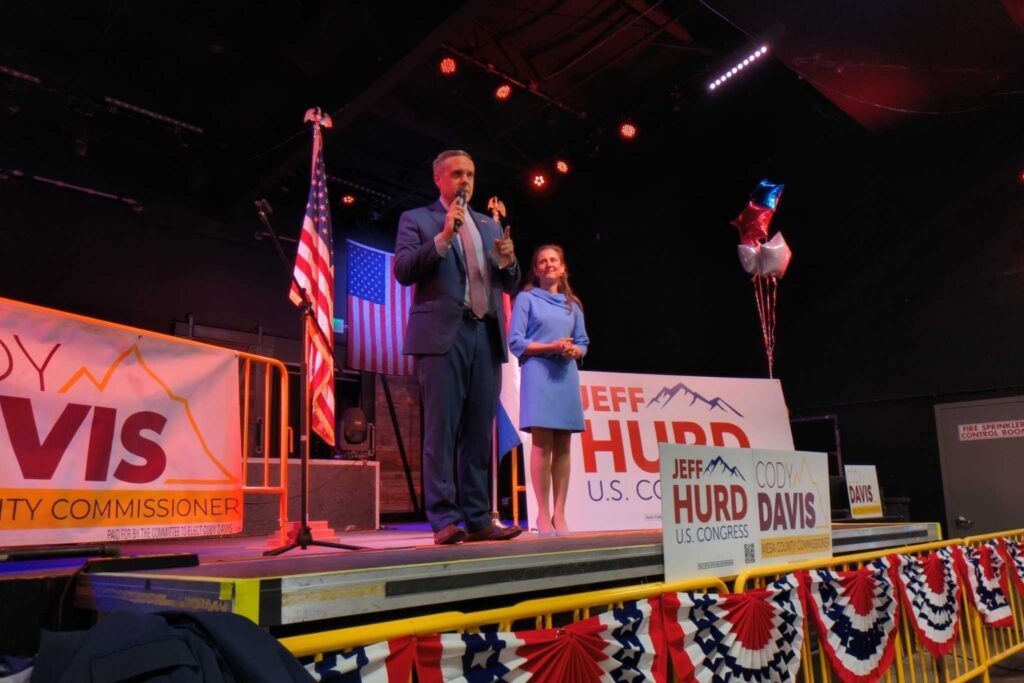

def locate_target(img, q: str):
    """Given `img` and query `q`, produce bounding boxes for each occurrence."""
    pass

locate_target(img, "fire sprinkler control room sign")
[660,444,832,581]
[957,419,1024,442]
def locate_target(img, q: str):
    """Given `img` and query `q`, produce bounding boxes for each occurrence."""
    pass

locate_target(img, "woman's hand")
[560,340,582,359]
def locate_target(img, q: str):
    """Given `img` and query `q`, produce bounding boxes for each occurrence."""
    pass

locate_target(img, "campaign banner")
[660,445,831,581]
[522,370,794,533]
[844,464,882,519]
[0,298,243,546]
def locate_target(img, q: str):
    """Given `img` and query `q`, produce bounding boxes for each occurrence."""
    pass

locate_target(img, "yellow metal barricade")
[281,577,728,662]
[962,528,1024,680]
[278,529,1024,682]
[239,353,292,546]
[510,444,522,527]
[733,539,985,683]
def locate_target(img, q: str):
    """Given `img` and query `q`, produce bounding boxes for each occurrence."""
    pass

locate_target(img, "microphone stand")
[255,199,365,555]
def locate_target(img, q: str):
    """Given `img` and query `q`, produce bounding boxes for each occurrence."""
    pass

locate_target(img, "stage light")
[341,194,356,205]
[532,173,547,189]
[342,407,368,444]
[495,84,512,100]
[707,44,770,92]
[555,160,570,174]
[439,57,457,76]
[619,122,637,140]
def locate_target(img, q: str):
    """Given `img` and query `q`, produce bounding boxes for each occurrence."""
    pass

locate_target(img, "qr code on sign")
[744,543,755,564]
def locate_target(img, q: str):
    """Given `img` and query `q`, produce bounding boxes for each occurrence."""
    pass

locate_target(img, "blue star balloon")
[750,179,784,210]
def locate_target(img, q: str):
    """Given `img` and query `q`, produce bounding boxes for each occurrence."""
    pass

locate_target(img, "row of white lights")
[708,45,769,91]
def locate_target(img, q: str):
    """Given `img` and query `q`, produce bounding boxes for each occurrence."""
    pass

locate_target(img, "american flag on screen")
[289,112,335,446]
[346,240,415,375]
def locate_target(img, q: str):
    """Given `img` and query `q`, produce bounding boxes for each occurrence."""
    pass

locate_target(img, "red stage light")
[341,194,356,205]
[619,122,637,140]
[555,160,570,174]
[495,84,512,100]
[439,57,457,76]
[532,173,547,188]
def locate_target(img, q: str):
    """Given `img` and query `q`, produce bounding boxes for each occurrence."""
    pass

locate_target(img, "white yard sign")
[661,445,831,581]
[844,464,882,519]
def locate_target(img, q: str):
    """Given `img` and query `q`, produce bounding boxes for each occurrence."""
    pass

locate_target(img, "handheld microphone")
[453,186,468,232]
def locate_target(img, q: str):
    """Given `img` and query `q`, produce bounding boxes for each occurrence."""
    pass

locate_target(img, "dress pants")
[416,314,501,533]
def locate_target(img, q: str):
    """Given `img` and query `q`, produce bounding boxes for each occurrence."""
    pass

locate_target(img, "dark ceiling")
[2,0,1023,389]
[5,0,1020,222]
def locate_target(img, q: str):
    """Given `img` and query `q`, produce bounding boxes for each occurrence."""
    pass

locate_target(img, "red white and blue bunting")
[955,542,1014,627]
[660,575,804,683]
[998,537,1024,596]
[891,549,961,657]
[305,635,415,682]
[800,558,901,683]
[299,539,1024,682]
[415,598,666,682]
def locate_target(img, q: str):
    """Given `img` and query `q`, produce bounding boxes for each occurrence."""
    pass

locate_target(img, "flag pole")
[488,196,515,528]
[491,419,500,524]
[262,108,365,555]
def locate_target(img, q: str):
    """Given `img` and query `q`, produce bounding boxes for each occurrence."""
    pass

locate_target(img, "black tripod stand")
[255,199,365,555]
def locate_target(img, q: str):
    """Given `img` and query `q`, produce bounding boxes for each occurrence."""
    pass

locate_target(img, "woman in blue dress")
[508,245,589,535]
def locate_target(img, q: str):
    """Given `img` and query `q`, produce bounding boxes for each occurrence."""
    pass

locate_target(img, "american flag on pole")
[290,108,335,446]
[346,240,415,375]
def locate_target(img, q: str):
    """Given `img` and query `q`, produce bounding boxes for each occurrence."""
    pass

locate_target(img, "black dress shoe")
[433,523,467,545]
[465,523,523,542]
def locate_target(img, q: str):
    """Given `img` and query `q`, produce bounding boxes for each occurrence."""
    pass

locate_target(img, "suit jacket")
[394,199,520,360]
[32,610,314,683]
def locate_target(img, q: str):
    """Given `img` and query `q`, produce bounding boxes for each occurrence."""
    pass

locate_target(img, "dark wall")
[496,87,1024,530]
[0,179,302,339]
[3,93,1022,532]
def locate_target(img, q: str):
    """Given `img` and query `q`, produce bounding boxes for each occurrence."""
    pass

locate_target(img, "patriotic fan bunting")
[800,558,901,683]
[660,575,804,683]
[998,537,1024,596]
[415,599,665,682]
[955,542,1014,627]
[892,549,961,657]
[305,636,415,682]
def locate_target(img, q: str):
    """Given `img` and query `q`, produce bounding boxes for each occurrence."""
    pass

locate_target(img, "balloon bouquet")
[731,180,792,378]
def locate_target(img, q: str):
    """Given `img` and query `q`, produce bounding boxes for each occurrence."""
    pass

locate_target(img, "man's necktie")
[458,220,489,318]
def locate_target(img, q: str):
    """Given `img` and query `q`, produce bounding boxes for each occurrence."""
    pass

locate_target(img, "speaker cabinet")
[242,458,379,535]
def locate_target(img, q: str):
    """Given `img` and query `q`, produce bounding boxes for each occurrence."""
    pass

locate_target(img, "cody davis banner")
[844,464,882,519]
[522,370,794,532]
[660,445,832,581]
[0,298,242,546]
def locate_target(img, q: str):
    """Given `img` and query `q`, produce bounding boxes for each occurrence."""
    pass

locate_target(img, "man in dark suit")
[394,150,523,544]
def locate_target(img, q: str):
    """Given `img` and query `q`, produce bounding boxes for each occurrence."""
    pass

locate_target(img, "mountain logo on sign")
[705,455,746,480]
[646,382,744,417]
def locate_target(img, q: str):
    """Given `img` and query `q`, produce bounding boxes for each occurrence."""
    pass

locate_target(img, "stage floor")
[63,521,941,629]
